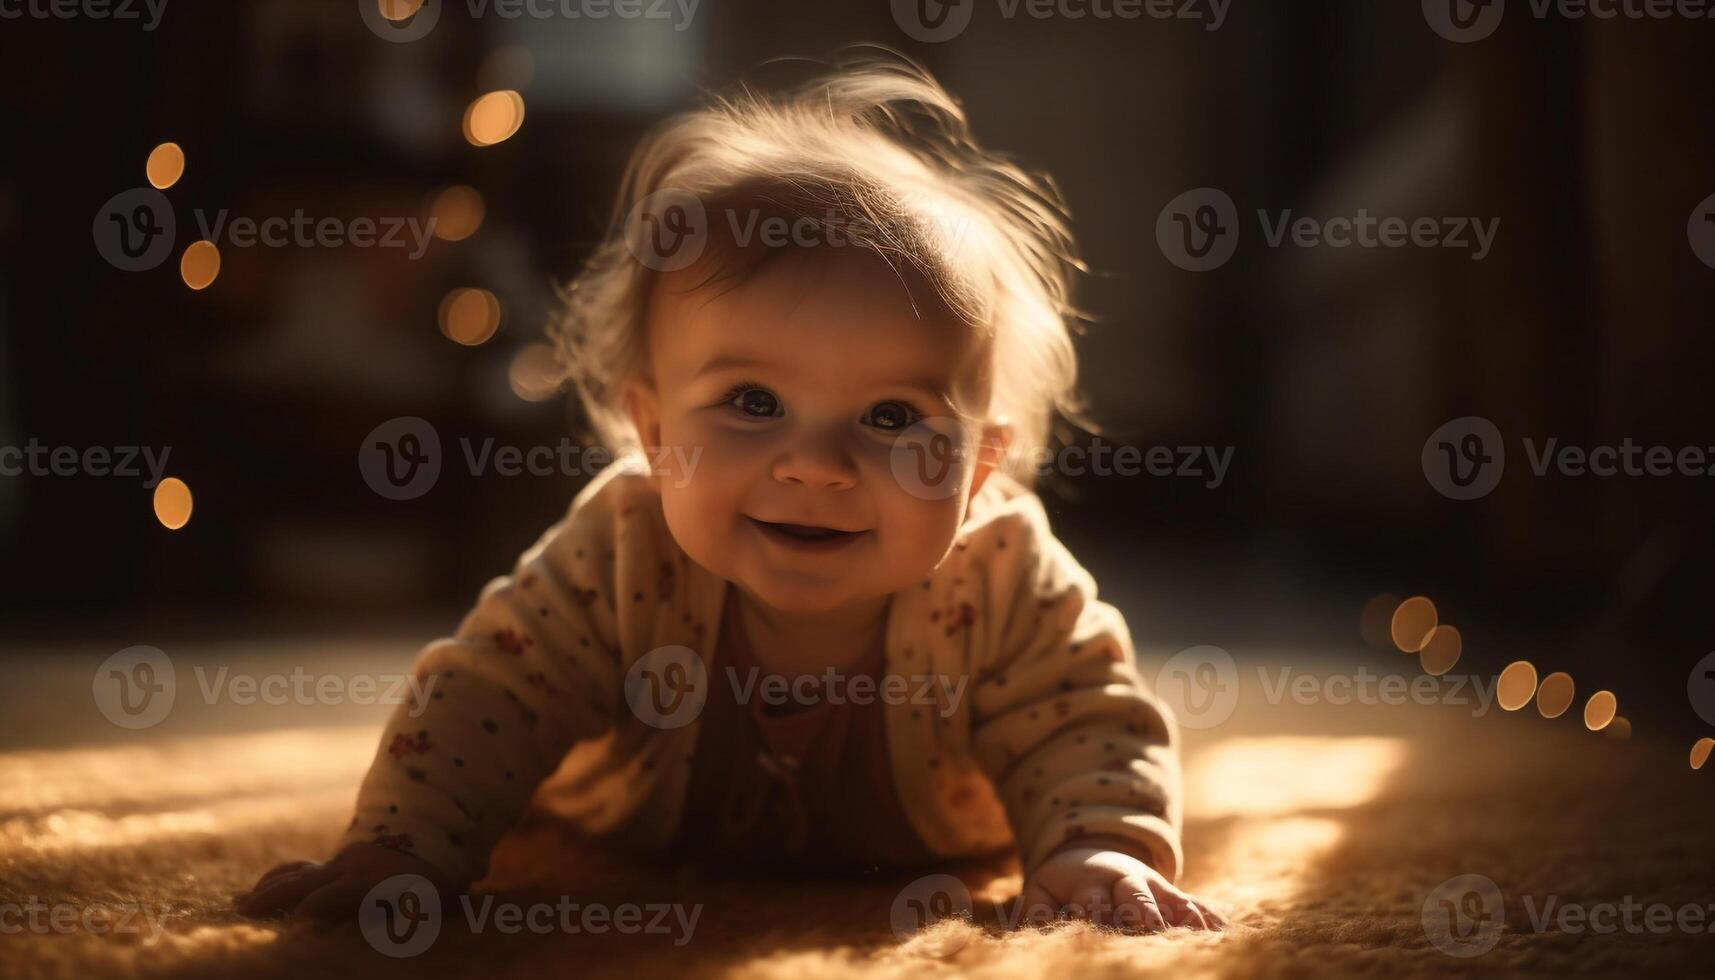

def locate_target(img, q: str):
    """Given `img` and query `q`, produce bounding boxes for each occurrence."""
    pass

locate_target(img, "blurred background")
[1,0,1711,741]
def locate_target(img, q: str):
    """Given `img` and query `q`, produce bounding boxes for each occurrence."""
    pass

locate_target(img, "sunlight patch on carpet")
[1185,735,1408,819]
[0,726,375,816]
[1183,735,1406,913]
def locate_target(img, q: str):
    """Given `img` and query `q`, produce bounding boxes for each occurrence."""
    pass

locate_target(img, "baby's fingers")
[235,864,335,918]
[1110,875,1168,934]
[1151,880,1225,931]
[1194,898,1230,930]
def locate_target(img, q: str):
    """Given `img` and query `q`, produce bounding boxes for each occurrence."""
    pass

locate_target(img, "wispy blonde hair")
[549,47,1093,487]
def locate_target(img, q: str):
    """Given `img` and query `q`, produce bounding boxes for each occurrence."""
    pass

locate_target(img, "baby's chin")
[726,565,891,617]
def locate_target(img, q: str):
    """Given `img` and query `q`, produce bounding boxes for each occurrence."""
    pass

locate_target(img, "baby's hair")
[549,47,1096,487]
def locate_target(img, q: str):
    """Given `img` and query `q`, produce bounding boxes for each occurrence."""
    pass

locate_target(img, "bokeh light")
[1692,737,1714,771]
[376,0,423,21]
[1417,624,1462,676]
[1602,716,1631,740]
[1535,671,1575,719]
[179,240,221,290]
[1389,595,1437,653]
[428,185,485,242]
[1496,660,1538,711]
[153,477,193,530]
[145,142,184,190]
[1583,690,1618,731]
[439,288,501,346]
[508,342,562,401]
[463,90,526,147]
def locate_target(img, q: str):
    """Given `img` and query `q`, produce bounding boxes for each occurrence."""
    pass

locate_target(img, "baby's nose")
[770,433,858,490]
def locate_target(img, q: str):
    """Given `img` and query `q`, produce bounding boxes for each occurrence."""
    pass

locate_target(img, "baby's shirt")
[665,583,934,873]
[338,452,1183,887]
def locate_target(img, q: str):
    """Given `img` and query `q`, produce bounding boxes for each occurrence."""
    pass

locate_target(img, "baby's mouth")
[746,516,867,545]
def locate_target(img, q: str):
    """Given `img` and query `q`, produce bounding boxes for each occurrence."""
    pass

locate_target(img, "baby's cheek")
[670,424,772,493]
[657,481,737,573]
[876,493,964,580]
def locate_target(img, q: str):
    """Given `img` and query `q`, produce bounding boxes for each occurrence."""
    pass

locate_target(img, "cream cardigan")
[339,454,1182,885]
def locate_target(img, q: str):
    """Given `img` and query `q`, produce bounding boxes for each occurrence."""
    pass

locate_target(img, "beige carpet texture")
[2,646,1711,980]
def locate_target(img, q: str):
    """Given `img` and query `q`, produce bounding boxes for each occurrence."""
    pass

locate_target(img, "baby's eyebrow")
[692,353,771,378]
[884,376,959,404]
[694,354,954,399]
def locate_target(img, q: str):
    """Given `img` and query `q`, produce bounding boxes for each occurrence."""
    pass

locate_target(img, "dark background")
[1,2,1711,735]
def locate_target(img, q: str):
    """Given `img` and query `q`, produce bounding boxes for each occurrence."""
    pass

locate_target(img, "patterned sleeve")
[965,494,1183,883]
[333,460,646,885]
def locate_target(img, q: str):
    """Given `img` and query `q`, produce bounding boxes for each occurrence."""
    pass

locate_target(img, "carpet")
[2,649,1710,979]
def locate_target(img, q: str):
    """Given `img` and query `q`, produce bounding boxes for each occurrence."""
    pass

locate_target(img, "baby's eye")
[725,385,782,418]
[864,400,922,432]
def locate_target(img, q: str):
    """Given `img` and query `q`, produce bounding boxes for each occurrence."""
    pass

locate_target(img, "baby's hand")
[235,842,456,921]
[1018,835,1227,934]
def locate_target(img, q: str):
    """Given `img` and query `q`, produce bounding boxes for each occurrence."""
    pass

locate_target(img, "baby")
[239,52,1223,935]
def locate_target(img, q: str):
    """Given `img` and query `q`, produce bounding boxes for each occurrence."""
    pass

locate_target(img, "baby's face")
[626,247,1006,616]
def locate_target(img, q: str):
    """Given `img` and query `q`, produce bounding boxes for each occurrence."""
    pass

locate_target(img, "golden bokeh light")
[153,477,193,530]
[508,342,562,401]
[428,185,485,242]
[1692,737,1714,771]
[145,142,185,190]
[377,0,423,21]
[1602,716,1631,740]
[1389,595,1438,653]
[463,90,526,147]
[1535,671,1575,719]
[439,288,501,346]
[180,240,221,290]
[1496,660,1538,711]
[1583,690,1618,731]
[1417,624,1462,676]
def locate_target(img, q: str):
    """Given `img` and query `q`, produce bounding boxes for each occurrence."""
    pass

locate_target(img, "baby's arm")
[967,503,1222,932]
[238,470,633,919]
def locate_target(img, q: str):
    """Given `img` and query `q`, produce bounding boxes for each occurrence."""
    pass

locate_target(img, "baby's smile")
[745,514,872,553]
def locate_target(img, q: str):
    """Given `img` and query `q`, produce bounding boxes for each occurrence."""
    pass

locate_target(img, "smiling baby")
[238,51,1223,936]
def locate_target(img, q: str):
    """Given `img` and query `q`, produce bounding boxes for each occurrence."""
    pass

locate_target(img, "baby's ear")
[620,378,665,489]
[969,420,1014,498]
